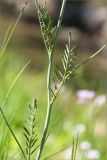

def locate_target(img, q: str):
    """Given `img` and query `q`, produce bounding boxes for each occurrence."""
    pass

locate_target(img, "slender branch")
[35,0,67,159]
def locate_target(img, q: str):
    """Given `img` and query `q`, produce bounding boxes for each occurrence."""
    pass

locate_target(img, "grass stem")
[36,0,67,159]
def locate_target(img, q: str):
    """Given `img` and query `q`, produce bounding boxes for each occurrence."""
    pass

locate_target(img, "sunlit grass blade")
[11,151,21,160]
[0,60,30,159]
[44,144,71,160]
[74,44,107,70]
[0,1,28,59]
[2,60,31,107]
[0,106,26,159]
[1,23,12,52]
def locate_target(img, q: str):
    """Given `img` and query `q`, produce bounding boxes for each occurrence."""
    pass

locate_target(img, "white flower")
[76,90,95,104]
[74,124,86,135]
[80,141,91,151]
[85,149,100,159]
[94,95,106,106]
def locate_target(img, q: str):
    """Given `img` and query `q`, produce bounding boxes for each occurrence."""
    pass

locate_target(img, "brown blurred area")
[0,0,107,73]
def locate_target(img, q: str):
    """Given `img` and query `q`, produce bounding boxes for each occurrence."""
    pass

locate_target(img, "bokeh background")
[0,0,107,159]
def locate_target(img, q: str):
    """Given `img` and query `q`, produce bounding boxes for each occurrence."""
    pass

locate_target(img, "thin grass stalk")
[71,138,75,160]
[71,134,78,160]
[2,60,31,107]
[0,106,26,159]
[51,0,67,56]
[74,44,107,70]
[0,61,30,159]
[1,24,12,52]
[71,134,79,160]
[0,1,28,59]
[0,2,29,157]
[11,151,21,160]
[44,145,71,160]
[36,0,67,159]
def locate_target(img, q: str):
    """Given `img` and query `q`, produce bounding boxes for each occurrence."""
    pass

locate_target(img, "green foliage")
[0,1,29,159]
[35,0,68,159]
[35,0,55,55]
[51,33,77,103]
[0,123,10,160]
[24,99,38,160]
[61,33,77,81]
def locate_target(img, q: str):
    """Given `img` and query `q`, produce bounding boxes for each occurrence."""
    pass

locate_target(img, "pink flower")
[76,89,95,104]
[80,141,91,151]
[85,149,100,159]
[94,95,106,106]
[74,124,86,135]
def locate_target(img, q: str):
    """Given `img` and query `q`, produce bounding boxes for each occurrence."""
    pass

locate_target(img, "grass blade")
[0,1,28,59]
[2,60,31,107]
[0,60,30,159]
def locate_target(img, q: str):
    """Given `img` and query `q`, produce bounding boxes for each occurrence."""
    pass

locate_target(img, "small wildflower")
[85,149,100,159]
[80,141,91,151]
[76,89,95,104]
[74,124,86,135]
[94,95,106,106]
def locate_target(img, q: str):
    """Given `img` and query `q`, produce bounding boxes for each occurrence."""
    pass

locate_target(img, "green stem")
[36,55,52,160]
[51,0,67,56]
[36,0,67,159]
[0,106,26,159]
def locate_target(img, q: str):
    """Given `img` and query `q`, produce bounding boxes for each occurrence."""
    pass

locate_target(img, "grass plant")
[0,0,106,160]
